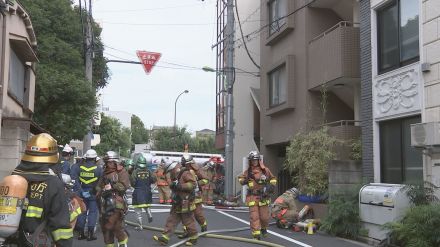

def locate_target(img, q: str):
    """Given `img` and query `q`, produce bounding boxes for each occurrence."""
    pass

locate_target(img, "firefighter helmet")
[181,154,194,166]
[137,155,147,168]
[287,187,299,198]
[248,151,260,161]
[164,161,178,173]
[84,149,98,160]
[62,144,73,154]
[104,151,119,162]
[21,133,59,164]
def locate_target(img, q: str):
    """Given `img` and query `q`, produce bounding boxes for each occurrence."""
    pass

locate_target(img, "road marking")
[217,210,313,247]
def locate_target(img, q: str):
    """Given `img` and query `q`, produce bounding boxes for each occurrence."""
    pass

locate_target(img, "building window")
[377,0,419,74]
[8,49,26,104]
[380,115,423,184]
[269,65,286,107]
[269,0,287,36]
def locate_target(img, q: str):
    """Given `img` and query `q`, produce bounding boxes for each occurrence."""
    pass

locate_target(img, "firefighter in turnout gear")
[96,151,130,247]
[202,159,216,205]
[272,187,300,228]
[213,158,225,202]
[178,155,208,239]
[11,133,73,247]
[130,155,156,229]
[154,159,172,204]
[71,149,102,241]
[238,151,277,240]
[153,161,198,246]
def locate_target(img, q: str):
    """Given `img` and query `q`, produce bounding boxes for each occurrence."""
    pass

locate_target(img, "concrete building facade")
[0,2,38,179]
[259,0,361,192]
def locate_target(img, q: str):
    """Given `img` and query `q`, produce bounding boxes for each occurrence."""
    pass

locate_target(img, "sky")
[76,0,218,133]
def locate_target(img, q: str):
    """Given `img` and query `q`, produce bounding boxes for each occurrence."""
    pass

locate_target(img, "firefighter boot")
[77,229,87,240]
[185,238,197,246]
[201,221,207,232]
[261,228,268,238]
[252,230,261,240]
[177,226,189,239]
[153,234,169,246]
[87,229,97,241]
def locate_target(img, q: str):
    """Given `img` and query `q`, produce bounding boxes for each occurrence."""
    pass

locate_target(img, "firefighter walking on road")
[130,155,156,229]
[154,159,172,204]
[178,155,208,239]
[238,151,277,240]
[11,133,73,246]
[96,151,131,247]
[153,161,198,246]
[71,149,102,241]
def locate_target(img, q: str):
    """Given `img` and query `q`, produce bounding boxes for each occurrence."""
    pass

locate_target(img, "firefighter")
[61,174,87,230]
[124,159,134,175]
[60,144,74,175]
[202,159,216,205]
[71,149,102,241]
[238,151,277,240]
[153,161,198,246]
[178,154,208,239]
[213,158,225,202]
[130,155,156,229]
[11,133,73,246]
[154,158,172,204]
[96,151,130,247]
[271,187,313,229]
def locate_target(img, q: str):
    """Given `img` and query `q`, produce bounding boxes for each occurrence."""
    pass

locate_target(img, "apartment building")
[259,0,361,190]
[0,1,39,178]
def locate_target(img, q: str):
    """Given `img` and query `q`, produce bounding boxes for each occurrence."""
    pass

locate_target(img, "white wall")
[232,0,261,194]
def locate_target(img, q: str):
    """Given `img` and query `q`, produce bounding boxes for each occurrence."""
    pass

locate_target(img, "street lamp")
[173,90,189,149]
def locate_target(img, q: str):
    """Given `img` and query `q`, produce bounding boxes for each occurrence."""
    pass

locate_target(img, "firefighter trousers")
[158,186,172,204]
[100,209,128,245]
[194,202,206,226]
[249,205,270,235]
[163,208,197,238]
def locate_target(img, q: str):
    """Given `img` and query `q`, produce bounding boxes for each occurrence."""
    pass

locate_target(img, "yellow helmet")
[21,133,59,164]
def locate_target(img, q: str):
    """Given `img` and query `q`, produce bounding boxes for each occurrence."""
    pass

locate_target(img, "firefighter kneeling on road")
[96,151,130,247]
[153,161,198,246]
[271,187,313,229]
[238,151,277,240]
[130,155,156,229]
[10,133,73,246]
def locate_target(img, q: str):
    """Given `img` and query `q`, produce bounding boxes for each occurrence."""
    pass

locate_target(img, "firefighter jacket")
[12,161,73,246]
[130,167,156,207]
[154,167,171,186]
[201,166,216,191]
[96,165,130,211]
[272,191,299,223]
[188,164,209,204]
[71,160,103,195]
[169,166,197,213]
[238,161,277,207]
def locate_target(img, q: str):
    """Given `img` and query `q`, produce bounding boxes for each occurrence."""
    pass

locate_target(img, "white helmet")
[164,161,178,174]
[288,187,300,198]
[62,144,73,153]
[144,153,153,164]
[105,151,119,162]
[84,149,98,159]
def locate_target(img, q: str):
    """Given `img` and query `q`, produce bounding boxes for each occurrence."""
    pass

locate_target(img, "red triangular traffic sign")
[136,51,162,74]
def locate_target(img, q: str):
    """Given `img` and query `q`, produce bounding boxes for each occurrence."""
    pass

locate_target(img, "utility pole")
[83,0,93,153]
[224,0,235,200]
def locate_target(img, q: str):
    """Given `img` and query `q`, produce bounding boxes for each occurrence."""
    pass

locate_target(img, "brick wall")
[360,0,374,182]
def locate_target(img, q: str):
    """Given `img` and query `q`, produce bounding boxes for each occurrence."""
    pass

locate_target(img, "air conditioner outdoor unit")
[411,122,440,147]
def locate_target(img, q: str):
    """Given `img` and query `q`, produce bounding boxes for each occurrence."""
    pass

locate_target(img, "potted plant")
[284,127,337,202]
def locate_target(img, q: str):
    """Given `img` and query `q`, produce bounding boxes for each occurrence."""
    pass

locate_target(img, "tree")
[20,0,109,143]
[131,115,149,148]
[94,114,131,158]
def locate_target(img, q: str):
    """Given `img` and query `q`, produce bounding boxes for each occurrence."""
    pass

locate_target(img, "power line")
[235,0,260,70]
[101,21,216,26]
[94,3,209,13]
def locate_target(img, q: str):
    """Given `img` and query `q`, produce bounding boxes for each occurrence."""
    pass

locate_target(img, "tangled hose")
[125,220,284,247]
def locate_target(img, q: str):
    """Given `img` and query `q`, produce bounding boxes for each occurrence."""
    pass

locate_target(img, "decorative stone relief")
[374,68,419,115]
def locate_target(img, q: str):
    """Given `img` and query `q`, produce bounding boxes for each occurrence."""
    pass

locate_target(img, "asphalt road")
[73,204,371,247]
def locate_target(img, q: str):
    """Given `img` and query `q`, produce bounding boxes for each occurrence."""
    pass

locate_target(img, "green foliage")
[321,188,362,239]
[152,127,219,153]
[349,138,362,161]
[385,204,440,247]
[284,127,337,195]
[95,114,131,158]
[404,181,439,206]
[19,0,109,143]
[131,115,149,148]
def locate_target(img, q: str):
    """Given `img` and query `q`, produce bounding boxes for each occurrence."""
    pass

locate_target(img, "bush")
[404,181,439,206]
[284,127,337,196]
[320,188,361,239]
[385,204,440,247]
[349,138,362,161]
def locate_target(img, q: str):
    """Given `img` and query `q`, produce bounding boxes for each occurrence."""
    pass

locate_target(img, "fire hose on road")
[125,220,284,247]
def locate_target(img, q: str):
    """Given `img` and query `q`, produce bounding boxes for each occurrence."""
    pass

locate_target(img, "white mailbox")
[359,183,411,241]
